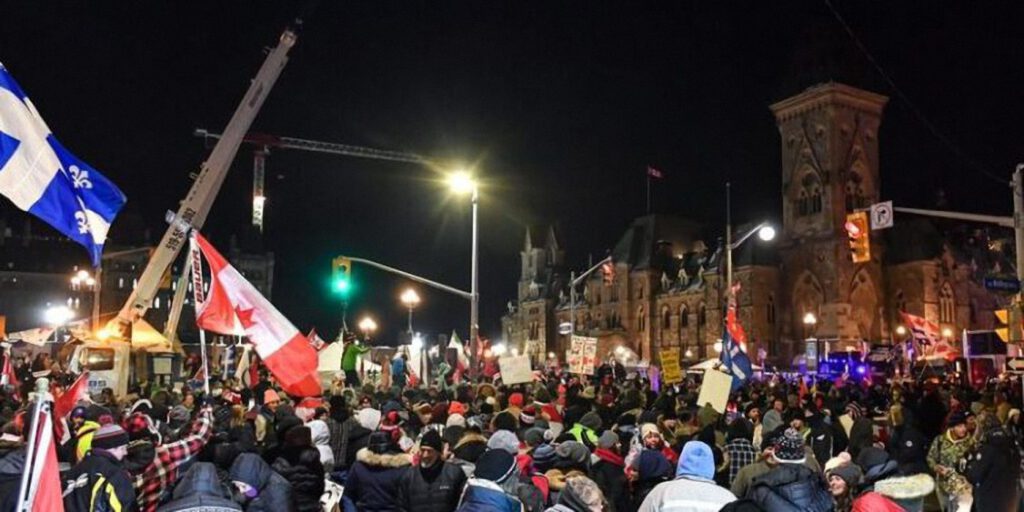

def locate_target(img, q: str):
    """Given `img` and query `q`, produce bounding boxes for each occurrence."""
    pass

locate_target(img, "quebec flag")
[0,63,125,266]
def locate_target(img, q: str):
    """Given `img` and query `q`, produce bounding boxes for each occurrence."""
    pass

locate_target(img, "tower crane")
[193,129,431,234]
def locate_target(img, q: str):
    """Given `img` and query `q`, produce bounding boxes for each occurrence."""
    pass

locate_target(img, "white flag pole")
[15,378,49,512]
[189,232,211,396]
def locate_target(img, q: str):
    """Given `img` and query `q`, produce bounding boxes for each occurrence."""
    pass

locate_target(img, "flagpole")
[16,378,48,512]
[199,329,211,396]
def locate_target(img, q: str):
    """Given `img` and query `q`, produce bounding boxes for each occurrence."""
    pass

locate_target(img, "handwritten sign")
[660,348,682,384]
[499,355,534,384]
[697,369,732,414]
[568,335,597,375]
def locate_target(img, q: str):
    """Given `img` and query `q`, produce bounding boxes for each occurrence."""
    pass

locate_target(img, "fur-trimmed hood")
[355,447,412,468]
[454,431,487,450]
[874,473,935,500]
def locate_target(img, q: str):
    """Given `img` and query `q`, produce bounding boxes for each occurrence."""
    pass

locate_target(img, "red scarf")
[594,448,625,467]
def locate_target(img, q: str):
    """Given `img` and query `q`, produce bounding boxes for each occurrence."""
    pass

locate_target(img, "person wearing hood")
[126,406,213,512]
[638,440,737,512]
[456,448,524,512]
[591,430,629,512]
[966,412,1022,512]
[340,407,380,470]
[396,430,467,512]
[343,430,413,511]
[747,428,832,512]
[306,419,335,472]
[544,475,607,512]
[229,452,293,512]
[927,411,974,512]
[63,423,137,512]
[271,426,325,512]
[156,462,241,512]
[450,427,489,478]
[629,424,675,509]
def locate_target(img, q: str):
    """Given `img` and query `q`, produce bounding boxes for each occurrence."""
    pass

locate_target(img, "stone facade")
[501,82,1009,367]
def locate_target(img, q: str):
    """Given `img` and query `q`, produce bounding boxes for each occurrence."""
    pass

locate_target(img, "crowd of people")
[0,347,1023,512]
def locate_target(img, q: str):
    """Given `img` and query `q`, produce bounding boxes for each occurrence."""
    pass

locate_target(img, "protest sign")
[660,347,682,383]
[697,369,732,413]
[568,335,597,375]
[499,355,534,384]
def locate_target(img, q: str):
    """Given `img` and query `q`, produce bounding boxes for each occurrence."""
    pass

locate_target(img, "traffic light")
[332,256,352,295]
[995,305,1023,342]
[845,212,871,264]
[601,260,615,285]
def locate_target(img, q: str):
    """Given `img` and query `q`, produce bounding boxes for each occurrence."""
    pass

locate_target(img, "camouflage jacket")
[927,430,975,496]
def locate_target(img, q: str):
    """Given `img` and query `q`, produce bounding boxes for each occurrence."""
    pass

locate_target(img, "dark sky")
[2,2,1024,344]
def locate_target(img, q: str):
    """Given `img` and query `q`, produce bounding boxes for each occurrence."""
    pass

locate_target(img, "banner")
[696,369,732,414]
[8,328,54,346]
[568,335,597,375]
[660,347,682,384]
[499,355,533,385]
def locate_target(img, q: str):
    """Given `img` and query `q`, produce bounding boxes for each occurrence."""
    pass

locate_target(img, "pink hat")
[264,389,281,404]
[448,401,467,416]
[508,393,524,408]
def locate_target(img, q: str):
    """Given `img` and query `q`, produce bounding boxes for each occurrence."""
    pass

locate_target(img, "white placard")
[499,355,534,384]
[696,369,732,414]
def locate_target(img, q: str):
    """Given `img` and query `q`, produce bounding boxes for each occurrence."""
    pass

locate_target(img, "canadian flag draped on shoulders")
[192,232,320,397]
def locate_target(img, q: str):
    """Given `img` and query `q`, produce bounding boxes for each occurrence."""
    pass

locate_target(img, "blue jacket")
[157,462,241,512]
[456,479,522,512]
[342,448,412,512]
[229,453,293,512]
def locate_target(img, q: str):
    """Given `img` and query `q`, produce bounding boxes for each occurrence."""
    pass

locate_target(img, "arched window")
[698,304,707,327]
[637,306,646,332]
[940,283,955,323]
[797,173,823,217]
[680,304,689,328]
[661,305,671,330]
[767,294,776,324]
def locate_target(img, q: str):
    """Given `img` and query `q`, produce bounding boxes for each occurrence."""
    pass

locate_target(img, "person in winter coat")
[156,462,241,512]
[844,402,874,460]
[927,411,975,512]
[887,404,929,476]
[848,448,906,512]
[747,428,832,512]
[63,423,137,512]
[456,449,524,512]
[271,426,325,512]
[229,453,294,512]
[965,412,1022,512]
[591,431,630,512]
[343,430,413,511]
[0,421,28,511]
[340,408,378,470]
[825,461,860,512]
[544,475,607,512]
[126,407,213,512]
[306,419,335,472]
[396,430,467,512]
[638,440,737,512]
[563,411,601,450]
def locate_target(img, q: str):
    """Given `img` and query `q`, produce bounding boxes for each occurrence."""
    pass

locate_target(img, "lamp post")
[448,171,479,377]
[724,183,776,291]
[44,305,74,343]
[357,315,378,383]
[803,311,818,370]
[400,288,420,334]
[70,269,99,330]
[400,288,422,380]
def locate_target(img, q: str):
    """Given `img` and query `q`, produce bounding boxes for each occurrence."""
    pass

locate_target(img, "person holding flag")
[720,291,753,391]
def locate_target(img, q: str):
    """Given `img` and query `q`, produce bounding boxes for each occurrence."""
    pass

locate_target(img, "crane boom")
[194,129,431,165]
[116,24,299,327]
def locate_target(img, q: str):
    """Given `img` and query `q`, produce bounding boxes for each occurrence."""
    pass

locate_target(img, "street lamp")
[358,316,377,342]
[803,312,818,369]
[895,325,907,337]
[400,288,420,334]
[447,171,480,377]
[44,305,74,343]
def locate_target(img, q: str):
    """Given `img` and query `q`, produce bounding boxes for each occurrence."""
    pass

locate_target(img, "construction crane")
[194,129,431,234]
[111,19,300,334]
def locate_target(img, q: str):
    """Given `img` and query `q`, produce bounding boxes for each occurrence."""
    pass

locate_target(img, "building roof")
[611,214,703,271]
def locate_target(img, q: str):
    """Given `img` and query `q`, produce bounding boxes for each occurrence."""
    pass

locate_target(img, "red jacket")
[852,491,905,512]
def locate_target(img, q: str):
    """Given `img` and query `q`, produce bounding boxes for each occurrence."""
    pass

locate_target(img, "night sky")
[3,2,1024,344]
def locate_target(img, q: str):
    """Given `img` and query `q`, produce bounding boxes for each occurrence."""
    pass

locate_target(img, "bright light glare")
[411,334,423,351]
[447,172,476,195]
[758,225,776,242]
[76,270,89,281]
[401,288,421,307]
[547,352,556,359]
[44,305,73,325]
[614,345,625,355]
[684,348,693,358]
[713,341,723,353]
[895,326,907,336]
[358,316,377,333]
[942,327,953,338]
[85,277,96,287]
[803,312,817,325]
[511,347,519,357]
[492,343,507,356]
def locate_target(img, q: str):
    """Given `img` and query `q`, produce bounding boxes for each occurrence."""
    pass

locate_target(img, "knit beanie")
[357,408,382,431]
[420,429,444,452]
[824,452,853,474]
[597,430,619,450]
[92,423,129,450]
[772,428,806,464]
[487,429,520,455]
[284,425,312,448]
[640,423,661,439]
[508,393,524,408]
[474,449,517,483]
[558,475,605,512]
[523,427,545,448]
[263,389,281,404]
[446,413,466,428]
[532,443,557,472]
[448,401,467,416]
[520,405,536,426]
[828,463,863,488]
[493,411,518,432]
[579,411,602,431]
[556,440,591,468]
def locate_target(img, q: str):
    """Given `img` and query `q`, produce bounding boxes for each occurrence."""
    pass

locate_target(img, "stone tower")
[770,83,889,357]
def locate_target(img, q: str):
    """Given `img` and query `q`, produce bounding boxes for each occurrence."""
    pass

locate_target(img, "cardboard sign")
[568,335,597,375]
[697,369,732,414]
[499,355,534,384]
[660,348,682,384]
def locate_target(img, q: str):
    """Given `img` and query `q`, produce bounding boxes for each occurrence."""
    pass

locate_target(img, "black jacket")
[888,423,929,475]
[63,451,137,512]
[396,461,467,512]
[341,424,371,470]
[966,428,1022,512]
[342,448,413,512]
[0,441,26,512]
[157,462,241,512]
[271,448,325,512]
[591,454,630,512]
[229,453,294,512]
[747,463,832,512]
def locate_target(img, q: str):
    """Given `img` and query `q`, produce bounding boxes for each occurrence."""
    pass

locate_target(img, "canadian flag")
[307,328,327,351]
[1,350,19,389]
[22,406,64,512]
[53,371,88,443]
[193,233,320,397]
[448,331,469,383]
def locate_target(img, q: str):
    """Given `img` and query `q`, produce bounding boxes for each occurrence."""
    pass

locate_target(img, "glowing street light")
[895,325,907,336]
[44,305,74,326]
[358,316,377,342]
[492,343,507,357]
[803,312,817,326]
[400,288,421,334]
[941,327,954,339]
[447,170,480,377]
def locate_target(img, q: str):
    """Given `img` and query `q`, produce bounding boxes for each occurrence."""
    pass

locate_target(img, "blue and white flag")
[719,324,753,391]
[0,63,125,266]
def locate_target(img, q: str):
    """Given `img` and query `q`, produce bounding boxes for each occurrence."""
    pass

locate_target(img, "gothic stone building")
[502,82,1008,367]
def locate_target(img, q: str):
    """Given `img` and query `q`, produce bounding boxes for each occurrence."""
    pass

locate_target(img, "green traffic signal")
[332,256,353,297]
[334,277,351,295]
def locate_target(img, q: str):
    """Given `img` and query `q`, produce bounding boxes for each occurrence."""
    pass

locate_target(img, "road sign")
[1007,357,1024,372]
[984,276,1021,293]
[870,201,894,230]
[558,322,573,335]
